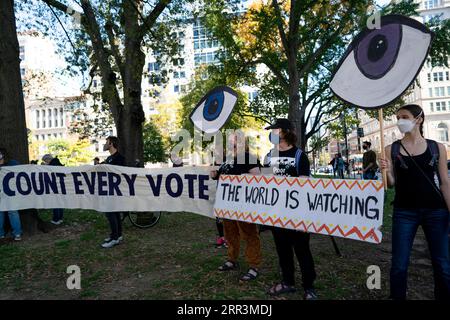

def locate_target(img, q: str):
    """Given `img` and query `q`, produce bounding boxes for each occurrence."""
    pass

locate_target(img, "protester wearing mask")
[264,119,318,300]
[42,154,65,225]
[101,136,126,249]
[0,148,22,241]
[380,104,450,300]
[210,133,262,281]
[362,141,378,180]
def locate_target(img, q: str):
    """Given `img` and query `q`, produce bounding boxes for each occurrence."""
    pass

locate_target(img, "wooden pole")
[378,109,387,189]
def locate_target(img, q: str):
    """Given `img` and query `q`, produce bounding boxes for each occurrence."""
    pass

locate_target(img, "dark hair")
[281,128,297,146]
[0,147,7,162]
[363,141,371,148]
[337,153,342,157]
[397,104,424,137]
[106,136,120,149]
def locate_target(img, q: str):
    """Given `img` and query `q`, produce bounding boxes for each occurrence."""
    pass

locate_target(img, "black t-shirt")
[217,152,261,177]
[105,152,125,166]
[265,146,310,177]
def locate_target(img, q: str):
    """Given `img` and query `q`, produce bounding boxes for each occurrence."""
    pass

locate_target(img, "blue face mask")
[269,132,280,145]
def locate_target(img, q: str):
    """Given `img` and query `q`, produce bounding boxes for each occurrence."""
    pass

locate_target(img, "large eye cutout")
[330,15,434,109]
[190,86,238,134]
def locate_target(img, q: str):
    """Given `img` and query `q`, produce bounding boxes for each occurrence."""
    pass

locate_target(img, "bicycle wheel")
[128,211,161,229]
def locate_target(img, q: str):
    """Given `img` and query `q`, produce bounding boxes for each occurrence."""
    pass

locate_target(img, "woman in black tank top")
[380,104,450,300]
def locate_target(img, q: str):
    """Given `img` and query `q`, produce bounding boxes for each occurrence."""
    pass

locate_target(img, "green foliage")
[46,139,93,165]
[143,122,167,163]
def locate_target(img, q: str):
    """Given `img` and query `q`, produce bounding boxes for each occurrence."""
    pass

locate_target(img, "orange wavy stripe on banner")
[214,209,381,243]
[219,176,384,192]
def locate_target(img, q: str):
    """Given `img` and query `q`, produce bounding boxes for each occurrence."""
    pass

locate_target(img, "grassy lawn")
[0,188,436,300]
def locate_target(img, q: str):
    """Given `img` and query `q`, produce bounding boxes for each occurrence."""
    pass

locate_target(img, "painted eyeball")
[189,86,238,133]
[330,15,433,109]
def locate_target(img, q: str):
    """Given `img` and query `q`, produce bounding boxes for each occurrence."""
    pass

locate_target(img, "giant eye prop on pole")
[190,86,239,134]
[330,15,434,188]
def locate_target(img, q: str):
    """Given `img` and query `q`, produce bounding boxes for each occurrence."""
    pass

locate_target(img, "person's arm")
[249,166,261,175]
[379,145,395,188]
[298,152,310,177]
[437,143,450,211]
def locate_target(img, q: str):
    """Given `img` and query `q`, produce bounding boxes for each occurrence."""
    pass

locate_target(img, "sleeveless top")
[393,147,446,210]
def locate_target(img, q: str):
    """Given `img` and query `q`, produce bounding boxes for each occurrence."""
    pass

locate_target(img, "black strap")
[399,142,444,200]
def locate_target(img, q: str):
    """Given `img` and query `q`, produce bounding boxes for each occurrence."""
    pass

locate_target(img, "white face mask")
[397,119,416,133]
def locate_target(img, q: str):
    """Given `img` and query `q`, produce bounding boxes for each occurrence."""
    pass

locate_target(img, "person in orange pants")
[221,219,262,281]
[210,133,262,281]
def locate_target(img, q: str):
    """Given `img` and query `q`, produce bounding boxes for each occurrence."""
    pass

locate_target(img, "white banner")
[214,175,384,243]
[0,165,216,217]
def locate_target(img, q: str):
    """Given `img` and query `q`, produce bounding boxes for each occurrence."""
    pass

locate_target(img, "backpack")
[391,139,441,186]
[266,148,305,176]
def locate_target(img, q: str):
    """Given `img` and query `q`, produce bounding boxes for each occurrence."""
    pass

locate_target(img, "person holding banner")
[264,119,317,300]
[210,133,262,281]
[42,154,65,225]
[380,104,450,300]
[0,148,22,241]
[101,136,126,249]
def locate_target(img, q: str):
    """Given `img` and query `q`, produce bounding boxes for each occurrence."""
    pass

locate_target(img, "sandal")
[240,268,259,281]
[218,260,238,271]
[268,282,296,296]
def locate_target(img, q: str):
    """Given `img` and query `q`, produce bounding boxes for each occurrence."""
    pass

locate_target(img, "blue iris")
[202,91,224,121]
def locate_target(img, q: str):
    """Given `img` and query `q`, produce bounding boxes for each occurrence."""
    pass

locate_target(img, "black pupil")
[207,99,219,115]
[367,34,388,62]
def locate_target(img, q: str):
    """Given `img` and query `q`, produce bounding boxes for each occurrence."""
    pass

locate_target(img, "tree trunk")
[0,1,48,235]
[119,1,146,167]
[0,0,29,164]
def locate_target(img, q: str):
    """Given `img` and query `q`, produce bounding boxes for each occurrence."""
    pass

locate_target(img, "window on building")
[433,72,444,82]
[429,88,433,97]
[427,73,431,82]
[41,134,45,141]
[19,46,25,61]
[180,71,186,78]
[435,101,447,111]
[60,108,64,126]
[435,87,445,97]
[446,71,449,81]
[148,62,160,72]
[430,102,434,112]
[93,80,97,87]
[437,122,449,142]
[174,85,180,93]
[424,0,441,9]
[36,110,40,128]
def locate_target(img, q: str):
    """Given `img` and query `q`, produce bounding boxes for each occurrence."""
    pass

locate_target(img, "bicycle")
[119,159,162,229]
[121,211,161,229]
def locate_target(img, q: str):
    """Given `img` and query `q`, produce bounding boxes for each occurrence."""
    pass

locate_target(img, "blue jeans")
[52,209,64,222]
[390,208,450,300]
[363,170,377,180]
[0,211,22,237]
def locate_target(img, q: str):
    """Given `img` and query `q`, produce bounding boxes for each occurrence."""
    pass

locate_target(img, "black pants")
[105,212,122,240]
[272,227,316,290]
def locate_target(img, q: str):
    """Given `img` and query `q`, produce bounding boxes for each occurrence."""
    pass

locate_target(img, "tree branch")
[105,21,125,79]
[271,0,289,56]
[139,0,171,39]
[297,5,354,79]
